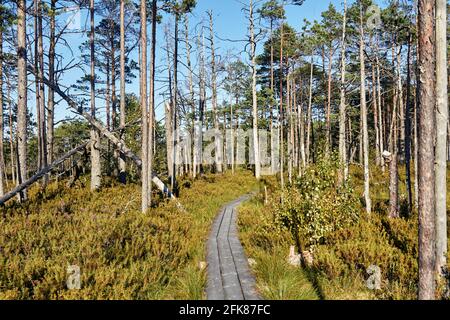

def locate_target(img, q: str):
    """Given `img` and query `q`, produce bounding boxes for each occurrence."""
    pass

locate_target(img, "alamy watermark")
[366,265,382,290]
[67,265,81,290]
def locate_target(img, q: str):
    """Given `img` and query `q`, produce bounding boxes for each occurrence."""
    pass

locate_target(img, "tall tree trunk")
[338,0,348,184]
[0,24,4,196]
[47,0,56,164]
[197,32,206,175]
[306,58,313,165]
[287,74,293,184]
[208,11,222,174]
[375,38,385,171]
[185,15,195,177]
[140,0,149,212]
[38,0,47,186]
[279,21,285,188]
[417,0,436,300]
[7,78,15,186]
[250,0,260,180]
[359,3,371,214]
[90,0,101,191]
[270,20,276,174]
[396,43,405,160]
[372,65,381,166]
[147,0,157,207]
[435,0,448,277]
[171,14,179,191]
[326,47,333,154]
[34,0,42,171]
[17,0,28,201]
[118,0,127,184]
[405,33,413,216]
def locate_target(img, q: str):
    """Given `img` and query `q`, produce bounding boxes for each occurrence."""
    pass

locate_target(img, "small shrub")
[272,157,359,249]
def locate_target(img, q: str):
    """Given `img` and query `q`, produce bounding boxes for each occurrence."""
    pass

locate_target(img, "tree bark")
[47,0,56,165]
[147,0,157,208]
[118,0,127,184]
[250,0,260,180]
[435,0,448,277]
[417,0,436,300]
[17,0,28,201]
[405,33,413,216]
[90,0,101,191]
[208,11,223,174]
[338,0,348,184]
[0,24,4,196]
[306,58,313,165]
[140,0,150,212]
[279,22,285,188]
[359,4,371,214]
[375,38,385,171]
[185,15,195,177]
[326,48,333,154]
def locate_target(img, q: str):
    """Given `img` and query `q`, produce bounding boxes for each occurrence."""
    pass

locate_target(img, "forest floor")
[238,164,450,300]
[0,170,259,299]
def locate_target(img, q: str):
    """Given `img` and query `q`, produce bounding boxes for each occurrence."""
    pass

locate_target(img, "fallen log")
[0,142,89,205]
[27,64,175,200]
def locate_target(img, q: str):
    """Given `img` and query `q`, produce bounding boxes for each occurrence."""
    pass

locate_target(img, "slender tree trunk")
[435,0,448,277]
[7,79,15,186]
[34,0,42,171]
[250,0,260,180]
[396,43,405,160]
[417,0,436,300]
[405,33,413,216]
[208,11,222,174]
[372,65,381,166]
[279,22,285,188]
[147,0,157,207]
[118,0,127,184]
[359,4,371,214]
[287,74,293,184]
[47,0,56,165]
[140,0,149,212]
[17,0,28,201]
[90,0,101,191]
[198,32,206,175]
[171,14,179,191]
[38,0,47,186]
[375,38,385,171]
[270,20,276,174]
[0,25,4,196]
[338,0,348,184]
[326,48,333,154]
[306,57,313,165]
[185,15,195,178]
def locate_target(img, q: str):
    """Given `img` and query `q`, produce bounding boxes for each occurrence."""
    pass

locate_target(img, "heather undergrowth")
[0,170,259,300]
[238,162,450,300]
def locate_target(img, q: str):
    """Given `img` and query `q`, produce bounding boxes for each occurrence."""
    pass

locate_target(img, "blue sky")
[50,0,377,125]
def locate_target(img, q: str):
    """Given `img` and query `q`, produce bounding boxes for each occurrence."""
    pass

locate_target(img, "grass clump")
[238,195,320,300]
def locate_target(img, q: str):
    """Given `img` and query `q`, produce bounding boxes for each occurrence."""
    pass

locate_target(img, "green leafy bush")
[273,157,359,249]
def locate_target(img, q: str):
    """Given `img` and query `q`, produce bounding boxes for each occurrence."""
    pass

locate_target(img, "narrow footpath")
[206,195,261,300]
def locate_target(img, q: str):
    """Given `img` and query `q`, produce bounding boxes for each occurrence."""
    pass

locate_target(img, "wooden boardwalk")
[206,195,261,300]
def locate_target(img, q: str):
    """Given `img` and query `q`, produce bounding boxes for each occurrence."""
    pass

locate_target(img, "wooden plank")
[206,195,261,300]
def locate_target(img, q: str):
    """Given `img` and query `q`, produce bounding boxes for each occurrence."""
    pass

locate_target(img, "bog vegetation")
[0,0,448,300]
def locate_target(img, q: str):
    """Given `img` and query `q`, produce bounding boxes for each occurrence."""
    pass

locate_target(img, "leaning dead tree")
[0,142,89,205]
[27,64,176,200]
